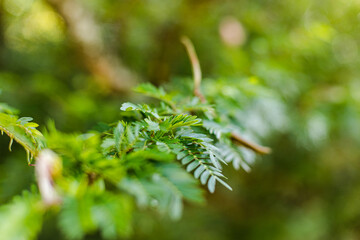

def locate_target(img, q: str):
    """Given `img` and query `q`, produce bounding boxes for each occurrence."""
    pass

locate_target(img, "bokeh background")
[1,0,360,239]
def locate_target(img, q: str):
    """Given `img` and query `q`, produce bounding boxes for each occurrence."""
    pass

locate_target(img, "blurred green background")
[1,0,360,239]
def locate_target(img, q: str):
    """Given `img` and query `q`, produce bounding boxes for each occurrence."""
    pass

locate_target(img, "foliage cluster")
[0,83,263,239]
[2,0,360,239]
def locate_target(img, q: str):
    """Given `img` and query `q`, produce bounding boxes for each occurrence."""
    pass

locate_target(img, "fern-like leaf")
[216,143,252,172]
[176,143,232,193]
[120,163,204,220]
[0,113,45,164]
[0,190,44,240]
[203,120,230,139]
[121,102,160,119]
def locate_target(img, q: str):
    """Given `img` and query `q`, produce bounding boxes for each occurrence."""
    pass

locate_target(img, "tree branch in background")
[181,36,271,155]
[46,0,138,93]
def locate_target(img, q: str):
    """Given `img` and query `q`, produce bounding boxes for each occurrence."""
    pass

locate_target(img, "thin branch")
[180,36,206,103]
[231,132,271,155]
[181,36,271,155]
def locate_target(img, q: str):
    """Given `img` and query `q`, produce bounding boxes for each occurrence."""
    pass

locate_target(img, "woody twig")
[181,36,207,103]
[181,36,271,155]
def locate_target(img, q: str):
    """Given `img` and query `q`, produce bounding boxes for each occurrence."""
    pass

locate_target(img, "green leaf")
[156,141,171,153]
[135,83,166,98]
[145,118,160,131]
[203,120,230,139]
[200,170,210,185]
[59,190,133,240]
[100,138,115,154]
[215,177,233,191]
[114,122,125,152]
[0,113,44,162]
[194,165,205,178]
[134,83,176,109]
[120,102,139,112]
[208,176,216,193]
[120,102,160,119]
[17,117,33,125]
[186,161,200,172]
[120,163,204,220]
[0,191,44,240]
[217,143,251,172]
[0,103,19,115]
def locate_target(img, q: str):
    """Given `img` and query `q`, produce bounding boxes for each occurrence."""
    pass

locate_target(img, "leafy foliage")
[121,163,204,220]
[0,189,44,240]
[58,181,133,240]
[1,0,360,239]
[0,105,45,164]
[0,83,268,239]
